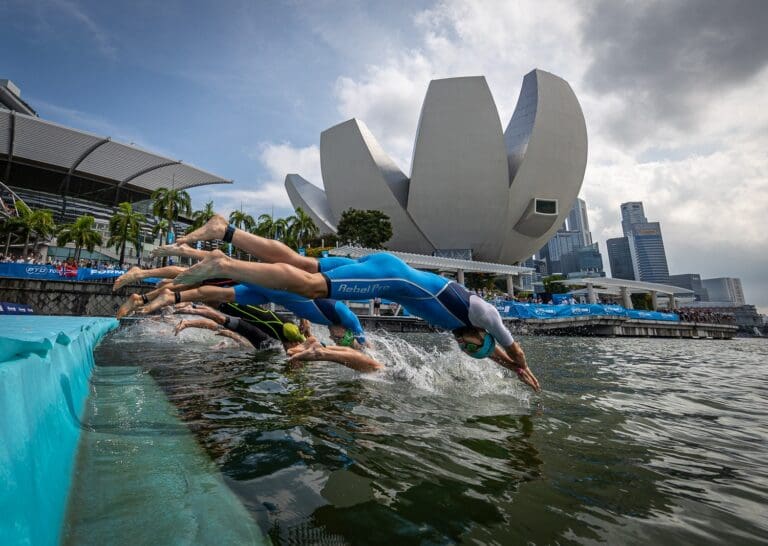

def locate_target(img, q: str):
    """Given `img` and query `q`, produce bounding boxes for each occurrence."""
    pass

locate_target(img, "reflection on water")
[95,319,768,545]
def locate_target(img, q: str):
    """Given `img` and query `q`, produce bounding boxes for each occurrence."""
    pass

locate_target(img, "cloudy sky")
[5,0,767,311]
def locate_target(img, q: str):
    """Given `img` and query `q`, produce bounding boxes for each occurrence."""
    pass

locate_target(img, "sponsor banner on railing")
[75,268,126,281]
[494,301,679,322]
[0,263,128,282]
[0,263,67,280]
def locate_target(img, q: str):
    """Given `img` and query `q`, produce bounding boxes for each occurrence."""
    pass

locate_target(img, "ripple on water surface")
[95,320,768,545]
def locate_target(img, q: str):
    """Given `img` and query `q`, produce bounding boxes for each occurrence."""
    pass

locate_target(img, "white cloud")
[194,143,321,219]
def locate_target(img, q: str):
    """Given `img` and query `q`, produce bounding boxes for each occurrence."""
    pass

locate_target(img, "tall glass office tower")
[607,237,635,280]
[619,202,670,284]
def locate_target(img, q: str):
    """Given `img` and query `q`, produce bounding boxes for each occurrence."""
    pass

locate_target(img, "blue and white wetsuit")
[318,253,515,347]
[233,284,365,344]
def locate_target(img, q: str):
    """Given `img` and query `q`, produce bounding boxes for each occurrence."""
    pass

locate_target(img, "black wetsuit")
[218,302,293,343]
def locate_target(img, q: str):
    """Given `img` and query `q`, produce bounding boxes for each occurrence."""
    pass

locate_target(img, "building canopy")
[555,277,693,296]
[0,108,231,203]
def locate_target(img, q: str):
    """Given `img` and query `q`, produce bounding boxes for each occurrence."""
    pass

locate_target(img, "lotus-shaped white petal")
[285,69,587,264]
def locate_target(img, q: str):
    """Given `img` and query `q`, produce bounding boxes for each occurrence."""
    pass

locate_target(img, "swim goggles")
[458,332,496,359]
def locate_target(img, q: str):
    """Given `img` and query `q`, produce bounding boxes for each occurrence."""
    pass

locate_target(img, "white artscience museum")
[286,69,587,265]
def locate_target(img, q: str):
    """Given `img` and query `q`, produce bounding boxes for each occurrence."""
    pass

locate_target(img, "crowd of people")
[676,307,736,324]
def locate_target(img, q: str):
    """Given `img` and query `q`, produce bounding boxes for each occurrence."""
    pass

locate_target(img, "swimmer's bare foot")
[176,214,228,245]
[113,266,143,291]
[174,249,230,285]
[151,243,184,258]
[137,289,176,314]
[116,293,144,318]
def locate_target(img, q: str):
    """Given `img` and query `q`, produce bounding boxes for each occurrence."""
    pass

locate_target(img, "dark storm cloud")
[581,0,768,145]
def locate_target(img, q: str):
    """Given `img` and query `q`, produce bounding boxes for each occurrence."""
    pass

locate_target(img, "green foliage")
[336,209,392,249]
[543,275,569,294]
[56,215,103,261]
[287,207,319,249]
[305,246,334,258]
[108,202,145,266]
[189,201,216,231]
[151,187,191,225]
[2,199,56,258]
[229,209,255,232]
[631,293,653,310]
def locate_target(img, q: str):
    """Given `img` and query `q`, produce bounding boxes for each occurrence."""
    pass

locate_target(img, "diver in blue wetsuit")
[231,283,366,346]
[167,225,540,391]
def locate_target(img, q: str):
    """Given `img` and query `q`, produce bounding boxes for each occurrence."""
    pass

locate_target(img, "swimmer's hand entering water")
[491,342,540,391]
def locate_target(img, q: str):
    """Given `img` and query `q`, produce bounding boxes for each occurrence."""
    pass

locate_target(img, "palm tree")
[189,200,216,231]
[152,218,171,264]
[56,215,103,262]
[229,209,255,232]
[25,208,56,259]
[287,207,319,249]
[5,200,56,259]
[151,187,192,242]
[272,217,289,242]
[108,202,145,267]
[254,213,275,238]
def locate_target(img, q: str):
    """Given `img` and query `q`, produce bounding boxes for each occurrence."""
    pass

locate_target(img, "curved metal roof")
[555,277,694,295]
[0,108,231,194]
[330,245,532,275]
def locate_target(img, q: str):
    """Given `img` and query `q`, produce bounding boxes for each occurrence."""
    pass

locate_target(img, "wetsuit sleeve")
[467,296,515,347]
[333,301,366,344]
[317,256,357,273]
[225,315,272,348]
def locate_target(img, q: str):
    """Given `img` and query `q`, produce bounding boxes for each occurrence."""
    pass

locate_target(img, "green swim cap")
[282,323,306,343]
[338,329,355,347]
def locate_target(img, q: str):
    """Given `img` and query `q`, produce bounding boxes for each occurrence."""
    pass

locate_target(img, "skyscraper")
[607,237,635,280]
[702,277,746,304]
[567,197,592,247]
[619,202,670,284]
[538,197,602,276]
[620,201,647,235]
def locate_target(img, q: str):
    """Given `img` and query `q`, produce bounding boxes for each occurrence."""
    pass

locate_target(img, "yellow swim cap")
[282,323,306,343]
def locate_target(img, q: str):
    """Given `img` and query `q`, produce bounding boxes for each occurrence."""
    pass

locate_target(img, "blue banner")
[0,263,128,282]
[494,301,679,322]
[75,268,127,281]
[0,263,70,281]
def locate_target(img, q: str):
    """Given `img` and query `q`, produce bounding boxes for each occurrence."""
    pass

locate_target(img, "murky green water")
[93,320,768,545]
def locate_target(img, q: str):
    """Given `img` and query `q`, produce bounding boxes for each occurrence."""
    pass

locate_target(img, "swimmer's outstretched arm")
[490,342,540,391]
[287,340,384,373]
[215,328,253,347]
[176,214,319,273]
[174,318,220,335]
[174,318,252,348]
[175,303,227,324]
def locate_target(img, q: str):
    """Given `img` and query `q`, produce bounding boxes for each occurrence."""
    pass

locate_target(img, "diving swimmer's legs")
[113,265,187,291]
[175,214,319,273]
[174,250,327,298]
